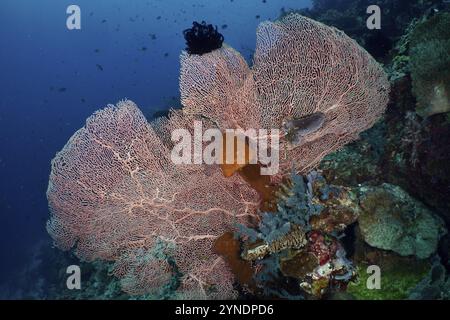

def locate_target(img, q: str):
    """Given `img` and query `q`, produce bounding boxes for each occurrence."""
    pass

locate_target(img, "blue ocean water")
[0,0,311,291]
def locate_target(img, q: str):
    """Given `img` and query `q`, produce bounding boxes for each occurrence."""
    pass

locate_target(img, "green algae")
[347,260,430,300]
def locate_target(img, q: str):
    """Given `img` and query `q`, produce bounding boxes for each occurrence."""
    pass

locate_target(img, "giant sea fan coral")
[180,14,390,178]
[47,14,389,299]
[47,100,259,299]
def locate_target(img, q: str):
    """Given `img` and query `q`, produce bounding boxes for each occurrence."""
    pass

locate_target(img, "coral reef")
[346,226,432,300]
[238,0,450,301]
[0,239,129,300]
[241,224,307,262]
[287,0,445,61]
[312,4,450,298]
[237,172,358,299]
[297,236,355,297]
[380,75,450,227]
[47,13,390,299]
[409,12,450,117]
[50,4,450,300]
[239,173,323,244]
[319,121,385,186]
[358,183,446,259]
[180,13,389,179]
[47,100,260,299]
[347,257,430,300]
[409,260,450,300]
[248,172,446,300]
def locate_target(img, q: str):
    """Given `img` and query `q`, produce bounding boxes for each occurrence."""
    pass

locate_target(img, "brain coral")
[180,14,390,177]
[47,100,259,299]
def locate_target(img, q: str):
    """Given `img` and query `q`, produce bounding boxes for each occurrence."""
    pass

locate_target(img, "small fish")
[156,16,161,20]
[101,19,107,23]
[164,52,169,57]
[58,87,67,92]
[221,24,228,29]
[141,46,147,51]
[256,15,260,19]
[282,112,325,145]
[96,64,104,71]
[94,48,100,53]
[81,98,86,103]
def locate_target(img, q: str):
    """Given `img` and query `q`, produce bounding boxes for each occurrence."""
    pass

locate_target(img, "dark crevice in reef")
[341,222,357,259]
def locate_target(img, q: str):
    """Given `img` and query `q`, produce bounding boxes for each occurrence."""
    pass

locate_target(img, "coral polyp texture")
[47,14,391,299]
[180,14,390,177]
[47,100,259,299]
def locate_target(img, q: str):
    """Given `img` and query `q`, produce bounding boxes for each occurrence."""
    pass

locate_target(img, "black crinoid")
[183,21,224,55]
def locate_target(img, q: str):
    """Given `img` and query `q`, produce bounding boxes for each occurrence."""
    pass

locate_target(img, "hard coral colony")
[47,14,389,299]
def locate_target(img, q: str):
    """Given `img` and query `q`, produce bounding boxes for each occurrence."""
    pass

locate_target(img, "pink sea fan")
[47,100,259,298]
[180,14,390,178]
[48,14,390,298]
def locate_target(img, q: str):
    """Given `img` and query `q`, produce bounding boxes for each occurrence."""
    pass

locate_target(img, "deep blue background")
[0,0,310,288]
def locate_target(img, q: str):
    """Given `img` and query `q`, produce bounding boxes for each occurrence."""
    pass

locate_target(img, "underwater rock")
[409,12,450,118]
[309,207,358,235]
[285,0,445,62]
[409,261,450,300]
[382,72,450,226]
[358,183,447,259]
[238,172,357,298]
[238,171,360,251]
[236,172,323,251]
[279,236,355,299]
[309,178,360,234]
[348,226,432,300]
[307,231,338,266]
[319,120,386,187]
[348,255,430,300]
[280,249,318,279]
[239,170,360,259]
